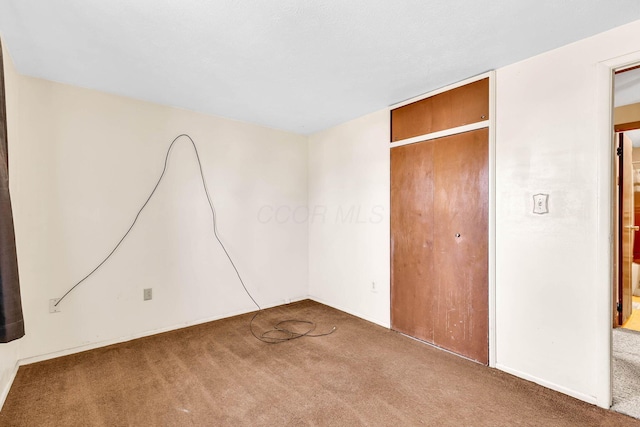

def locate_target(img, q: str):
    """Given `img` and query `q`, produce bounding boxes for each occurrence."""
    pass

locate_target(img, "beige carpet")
[1,300,637,426]
[613,328,640,419]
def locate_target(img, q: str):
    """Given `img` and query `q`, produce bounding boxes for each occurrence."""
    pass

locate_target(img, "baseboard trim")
[308,296,390,329]
[0,361,19,411]
[495,363,597,405]
[19,296,308,366]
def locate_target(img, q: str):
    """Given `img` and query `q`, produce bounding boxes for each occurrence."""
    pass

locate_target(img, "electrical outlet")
[49,299,61,313]
[143,288,152,301]
[371,281,378,293]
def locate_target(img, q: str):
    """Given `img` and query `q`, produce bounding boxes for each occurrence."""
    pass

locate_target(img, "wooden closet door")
[391,141,436,343]
[391,78,489,142]
[432,129,488,363]
[391,129,488,364]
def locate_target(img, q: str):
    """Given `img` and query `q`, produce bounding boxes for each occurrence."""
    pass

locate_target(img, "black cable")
[250,311,336,343]
[54,134,336,343]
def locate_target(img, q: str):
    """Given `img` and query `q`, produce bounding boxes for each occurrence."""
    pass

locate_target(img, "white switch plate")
[533,193,549,215]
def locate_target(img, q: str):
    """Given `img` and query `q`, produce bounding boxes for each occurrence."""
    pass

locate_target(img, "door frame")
[596,51,640,409]
[389,71,497,367]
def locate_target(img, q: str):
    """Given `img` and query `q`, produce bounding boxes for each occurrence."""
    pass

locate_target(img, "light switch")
[533,193,549,215]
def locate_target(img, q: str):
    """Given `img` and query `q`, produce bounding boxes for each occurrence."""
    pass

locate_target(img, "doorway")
[611,64,640,419]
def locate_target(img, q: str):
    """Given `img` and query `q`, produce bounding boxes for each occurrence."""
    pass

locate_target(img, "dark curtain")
[0,39,24,343]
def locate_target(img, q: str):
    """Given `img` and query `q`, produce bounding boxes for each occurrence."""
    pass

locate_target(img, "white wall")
[495,19,640,406]
[308,19,640,407]
[0,41,22,408]
[8,72,308,361]
[308,109,390,327]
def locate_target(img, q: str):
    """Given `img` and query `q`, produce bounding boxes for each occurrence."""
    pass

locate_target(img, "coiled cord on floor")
[54,134,336,344]
[250,312,336,343]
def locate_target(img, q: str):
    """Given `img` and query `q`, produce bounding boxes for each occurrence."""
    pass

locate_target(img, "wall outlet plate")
[49,299,61,313]
[143,288,152,301]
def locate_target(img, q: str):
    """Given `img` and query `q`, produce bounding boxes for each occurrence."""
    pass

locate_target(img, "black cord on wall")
[54,134,336,343]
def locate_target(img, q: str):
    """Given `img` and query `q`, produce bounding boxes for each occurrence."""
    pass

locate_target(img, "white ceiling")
[615,67,640,147]
[615,66,640,108]
[1,1,640,134]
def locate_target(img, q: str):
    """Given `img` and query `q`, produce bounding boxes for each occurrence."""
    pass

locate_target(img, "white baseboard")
[308,296,390,329]
[495,363,598,406]
[19,296,309,366]
[0,361,19,411]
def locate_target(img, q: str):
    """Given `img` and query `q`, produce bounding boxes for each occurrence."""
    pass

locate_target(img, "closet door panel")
[391,78,489,142]
[432,129,489,364]
[390,141,436,343]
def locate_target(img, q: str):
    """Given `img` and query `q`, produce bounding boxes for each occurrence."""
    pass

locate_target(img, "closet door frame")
[389,71,496,367]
